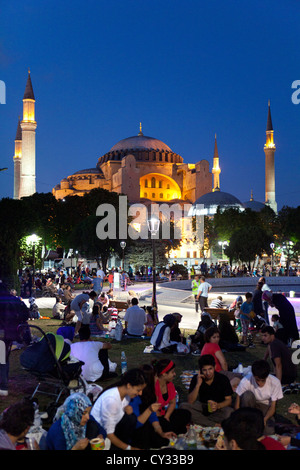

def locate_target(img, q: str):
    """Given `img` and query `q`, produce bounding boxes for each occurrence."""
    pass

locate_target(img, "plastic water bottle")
[186,335,191,348]
[237,363,243,374]
[186,427,197,449]
[121,351,127,375]
[175,391,179,408]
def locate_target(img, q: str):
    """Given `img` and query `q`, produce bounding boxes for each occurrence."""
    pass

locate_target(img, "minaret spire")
[138,122,143,136]
[212,133,221,192]
[19,69,37,198]
[264,100,277,213]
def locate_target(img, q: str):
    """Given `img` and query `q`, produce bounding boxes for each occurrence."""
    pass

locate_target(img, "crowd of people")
[0,266,300,452]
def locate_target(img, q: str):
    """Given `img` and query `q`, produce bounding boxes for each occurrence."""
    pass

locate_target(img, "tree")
[225,225,273,269]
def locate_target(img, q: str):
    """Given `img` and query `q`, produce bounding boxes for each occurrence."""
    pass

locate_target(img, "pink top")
[200,342,222,372]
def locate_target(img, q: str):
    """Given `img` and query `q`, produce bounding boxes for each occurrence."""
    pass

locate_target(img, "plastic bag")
[177,342,189,354]
[114,319,123,341]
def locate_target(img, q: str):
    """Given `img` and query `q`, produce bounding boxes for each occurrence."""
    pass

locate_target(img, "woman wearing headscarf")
[45,393,105,450]
[262,291,299,344]
[150,314,178,353]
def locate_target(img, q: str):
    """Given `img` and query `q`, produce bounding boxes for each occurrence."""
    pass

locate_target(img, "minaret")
[264,100,277,213]
[212,133,221,191]
[19,70,37,198]
[13,117,22,199]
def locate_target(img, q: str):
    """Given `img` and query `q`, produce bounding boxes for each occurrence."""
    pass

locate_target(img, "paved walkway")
[27,277,300,331]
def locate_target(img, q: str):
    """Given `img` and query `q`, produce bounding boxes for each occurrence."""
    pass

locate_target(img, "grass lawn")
[2,308,300,428]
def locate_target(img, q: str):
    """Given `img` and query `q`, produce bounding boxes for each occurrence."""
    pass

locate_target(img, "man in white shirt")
[70,325,117,382]
[196,276,212,313]
[235,359,283,434]
[124,297,147,336]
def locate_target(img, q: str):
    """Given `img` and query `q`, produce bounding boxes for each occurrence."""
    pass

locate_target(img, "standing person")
[235,359,283,435]
[91,273,102,295]
[239,292,254,345]
[124,298,147,337]
[252,280,265,321]
[90,369,146,450]
[180,354,233,426]
[261,325,297,386]
[152,359,191,435]
[259,277,271,324]
[70,290,97,335]
[262,291,299,344]
[196,276,212,313]
[96,267,106,291]
[191,274,201,313]
[0,283,29,396]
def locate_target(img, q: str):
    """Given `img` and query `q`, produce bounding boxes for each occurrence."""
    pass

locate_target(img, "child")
[271,314,283,332]
[240,292,254,345]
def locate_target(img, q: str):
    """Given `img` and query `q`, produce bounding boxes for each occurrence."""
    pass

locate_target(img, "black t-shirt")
[269,338,297,380]
[189,371,233,404]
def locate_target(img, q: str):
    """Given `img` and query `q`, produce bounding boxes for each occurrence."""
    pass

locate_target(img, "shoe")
[0,390,8,396]
[191,350,201,356]
[282,385,292,395]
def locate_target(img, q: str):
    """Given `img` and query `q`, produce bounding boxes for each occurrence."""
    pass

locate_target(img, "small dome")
[243,200,265,211]
[110,135,172,153]
[189,190,244,216]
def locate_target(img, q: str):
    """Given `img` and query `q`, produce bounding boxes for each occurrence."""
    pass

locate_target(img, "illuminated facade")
[52,124,212,204]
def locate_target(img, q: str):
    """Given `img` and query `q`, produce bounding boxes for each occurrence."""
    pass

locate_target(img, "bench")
[110,300,128,312]
[203,307,235,322]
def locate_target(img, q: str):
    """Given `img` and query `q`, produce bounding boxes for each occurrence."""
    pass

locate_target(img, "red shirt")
[260,436,286,450]
[155,379,176,416]
[201,342,222,371]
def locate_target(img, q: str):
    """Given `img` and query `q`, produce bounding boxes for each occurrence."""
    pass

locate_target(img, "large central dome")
[110,134,172,152]
[97,128,183,166]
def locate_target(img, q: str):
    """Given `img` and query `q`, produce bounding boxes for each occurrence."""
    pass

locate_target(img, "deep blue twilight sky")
[0,0,299,210]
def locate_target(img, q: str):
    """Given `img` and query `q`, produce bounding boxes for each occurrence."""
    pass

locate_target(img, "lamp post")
[120,241,126,271]
[27,234,39,296]
[270,242,275,276]
[218,241,228,260]
[147,216,160,313]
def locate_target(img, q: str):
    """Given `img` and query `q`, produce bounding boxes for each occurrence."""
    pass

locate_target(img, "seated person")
[89,303,106,336]
[190,315,215,353]
[143,306,158,337]
[235,359,283,435]
[52,296,66,320]
[278,403,300,449]
[271,314,283,333]
[98,292,109,308]
[45,392,106,450]
[209,296,227,309]
[220,407,284,450]
[0,400,36,450]
[150,314,178,353]
[70,325,117,382]
[124,297,147,337]
[218,312,245,352]
[170,312,184,343]
[261,325,297,385]
[179,354,234,426]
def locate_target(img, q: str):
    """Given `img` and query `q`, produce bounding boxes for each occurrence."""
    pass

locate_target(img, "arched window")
[159,180,162,188]
[144,179,148,188]
[151,177,156,188]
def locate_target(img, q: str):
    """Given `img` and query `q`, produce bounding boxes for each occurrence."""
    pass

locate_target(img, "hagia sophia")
[12,71,277,266]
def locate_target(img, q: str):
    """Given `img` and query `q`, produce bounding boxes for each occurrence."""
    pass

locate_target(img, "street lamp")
[27,234,40,296]
[120,241,126,270]
[147,216,160,313]
[218,241,228,259]
[270,242,275,275]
